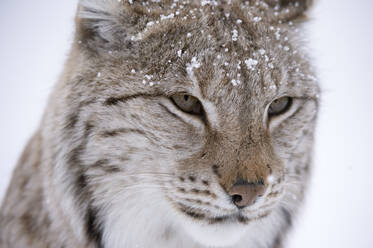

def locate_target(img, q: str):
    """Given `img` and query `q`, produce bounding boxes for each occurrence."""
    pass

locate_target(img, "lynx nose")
[228,181,266,208]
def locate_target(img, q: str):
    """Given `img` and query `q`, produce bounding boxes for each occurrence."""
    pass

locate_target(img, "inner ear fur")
[75,0,145,48]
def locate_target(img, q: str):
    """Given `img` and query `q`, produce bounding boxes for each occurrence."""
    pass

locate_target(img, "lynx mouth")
[176,202,270,225]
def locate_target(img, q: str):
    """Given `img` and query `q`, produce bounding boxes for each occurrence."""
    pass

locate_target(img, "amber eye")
[268,97,293,117]
[171,94,203,115]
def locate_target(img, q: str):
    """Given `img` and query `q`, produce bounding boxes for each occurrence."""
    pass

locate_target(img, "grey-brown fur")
[0,0,319,247]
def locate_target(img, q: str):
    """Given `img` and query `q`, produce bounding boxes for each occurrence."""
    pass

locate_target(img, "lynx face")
[39,1,319,247]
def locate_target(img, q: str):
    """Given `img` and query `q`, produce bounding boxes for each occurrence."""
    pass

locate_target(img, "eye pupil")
[268,97,292,117]
[171,94,203,116]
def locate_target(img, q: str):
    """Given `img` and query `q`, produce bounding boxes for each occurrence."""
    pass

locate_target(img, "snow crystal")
[186,57,201,79]
[245,58,258,70]
[201,0,218,6]
[177,50,182,57]
[160,13,175,20]
[267,175,275,184]
[253,16,262,22]
[236,19,242,24]
[97,72,102,77]
[231,79,240,86]
[187,33,192,38]
[131,69,136,74]
[237,61,241,70]
[146,21,154,27]
[145,75,153,80]
[269,85,277,90]
[283,46,290,51]
[259,49,266,55]
[232,29,238,41]
[275,28,281,40]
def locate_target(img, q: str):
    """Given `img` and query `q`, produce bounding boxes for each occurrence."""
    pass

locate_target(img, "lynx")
[0,0,319,247]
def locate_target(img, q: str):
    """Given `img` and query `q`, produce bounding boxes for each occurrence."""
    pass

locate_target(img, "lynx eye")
[268,97,293,117]
[171,94,203,115]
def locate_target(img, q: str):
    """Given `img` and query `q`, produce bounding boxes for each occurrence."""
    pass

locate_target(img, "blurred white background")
[0,0,372,247]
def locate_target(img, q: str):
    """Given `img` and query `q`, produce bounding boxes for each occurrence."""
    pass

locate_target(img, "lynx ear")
[265,0,314,22]
[76,0,128,44]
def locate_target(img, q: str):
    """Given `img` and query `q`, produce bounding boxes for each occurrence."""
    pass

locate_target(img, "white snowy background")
[1,0,372,247]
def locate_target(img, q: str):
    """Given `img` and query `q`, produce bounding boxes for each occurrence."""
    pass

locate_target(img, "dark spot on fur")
[237,215,250,224]
[85,122,94,133]
[178,207,205,220]
[126,41,133,49]
[63,99,96,131]
[266,164,273,174]
[104,97,121,106]
[101,128,146,138]
[20,177,30,190]
[268,191,280,198]
[272,234,284,248]
[202,180,209,186]
[65,113,79,130]
[20,214,36,233]
[185,198,208,206]
[76,173,88,189]
[202,190,211,195]
[212,164,222,178]
[281,207,292,227]
[208,216,229,224]
[130,113,140,121]
[188,176,196,182]
[257,178,265,185]
[91,159,121,174]
[179,177,185,182]
[191,189,200,194]
[86,206,103,248]
[173,144,184,149]
[177,188,186,193]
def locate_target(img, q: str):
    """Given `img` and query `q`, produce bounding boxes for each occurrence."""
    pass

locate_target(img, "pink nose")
[228,181,266,208]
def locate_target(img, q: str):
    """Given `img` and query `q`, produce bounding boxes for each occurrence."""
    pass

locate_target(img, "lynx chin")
[0,0,319,247]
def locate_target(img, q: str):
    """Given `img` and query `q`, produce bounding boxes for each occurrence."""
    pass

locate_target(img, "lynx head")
[45,0,319,247]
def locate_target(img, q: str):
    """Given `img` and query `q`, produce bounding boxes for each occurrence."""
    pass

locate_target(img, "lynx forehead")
[1,1,319,248]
